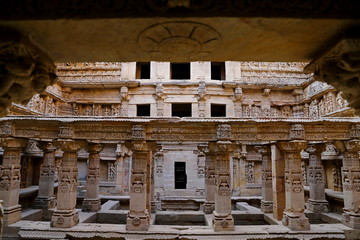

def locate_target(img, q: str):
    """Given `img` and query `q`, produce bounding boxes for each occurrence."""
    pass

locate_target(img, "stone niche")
[157,143,205,198]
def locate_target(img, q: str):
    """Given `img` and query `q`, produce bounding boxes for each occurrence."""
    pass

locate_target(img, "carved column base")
[3,205,21,226]
[261,200,273,213]
[51,209,79,228]
[33,197,56,210]
[82,198,101,212]
[126,211,150,231]
[203,201,215,214]
[150,201,156,213]
[342,212,360,229]
[282,212,310,231]
[212,212,234,232]
[306,199,329,213]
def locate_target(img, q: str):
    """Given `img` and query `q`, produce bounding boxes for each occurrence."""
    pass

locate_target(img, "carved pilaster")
[208,141,235,232]
[125,140,157,231]
[0,28,57,116]
[256,145,273,213]
[305,37,360,115]
[0,138,27,226]
[51,140,87,228]
[82,143,103,212]
[277,140,310,231]
[305,144,329,213]
[198,144,215,214]
[33,141,57,211]
[335,140,360,229]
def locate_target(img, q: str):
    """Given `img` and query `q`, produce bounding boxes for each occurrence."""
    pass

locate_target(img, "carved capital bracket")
[276,140,307,153]
[55,139,87,153]
[0,137,27,149]
[0,28,57,116]
[87,143,103,154]
[305,36,360,115]
[37,141,56,153]
[125,140,157,152]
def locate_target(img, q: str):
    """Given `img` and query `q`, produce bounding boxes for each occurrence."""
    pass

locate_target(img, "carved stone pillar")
[33,141,57,210]
[336,140,360,229]
[271,144,285,220]
[82,143,103,212]
[125,140,157,231]
[114,142,129,195]
[305,144,329,213]
[256,145,273,213]
[51,140,87,228]
[209,141,235,232]
[0,138,27,226]
[277,140,310,231]
[198,144,215,214]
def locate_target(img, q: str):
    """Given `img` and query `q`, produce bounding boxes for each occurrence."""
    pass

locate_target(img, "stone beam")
[0,28,57,116]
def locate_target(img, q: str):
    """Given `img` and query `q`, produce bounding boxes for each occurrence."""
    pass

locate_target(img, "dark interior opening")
[211,104,226,117]
[211,62,225,80]
[171,63,190,79]
[172,103,192,117]
[137,104,151,116]
[136,62,150,79]
[175,162,187,189]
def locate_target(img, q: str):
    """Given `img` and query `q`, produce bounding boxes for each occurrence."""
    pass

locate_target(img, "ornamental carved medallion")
[138,21,221,60]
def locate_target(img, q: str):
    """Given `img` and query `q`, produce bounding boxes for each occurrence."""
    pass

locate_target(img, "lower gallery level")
[1,118,360,239]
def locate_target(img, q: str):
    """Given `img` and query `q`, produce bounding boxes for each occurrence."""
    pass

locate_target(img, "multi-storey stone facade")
[1,61,359,239]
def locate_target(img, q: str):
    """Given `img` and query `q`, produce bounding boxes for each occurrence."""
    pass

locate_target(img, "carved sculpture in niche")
[154,83,165,116]
[107,162,116,181]
[281,106,292,117]
[93,104,100,116]
[243,104,251,117]
[154,151,164,177]
[0,122,14,136]
[112,104,120,116]
[131,171,144,194]
[138,21,221,60]
[252,106,261,117]
[59,167,78,194]
[301,160,308,186]
[132,125,145,139]
[262,106,271,118]
[103,105,111,116]
[336,92,348,109]
[72,104,79,116]
[303,103,309,117]
[217,124,231,141]
[217,173,231,196]
[197,151,205,178]
[309,99,319,117]
[245,161,255,184]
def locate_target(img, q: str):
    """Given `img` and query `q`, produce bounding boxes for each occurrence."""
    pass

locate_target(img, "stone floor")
[4,204,360,240]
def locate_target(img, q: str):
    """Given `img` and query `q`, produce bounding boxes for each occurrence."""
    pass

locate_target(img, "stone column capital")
[125,140,157,152]
[208,141,236,153]
[335,140,360,153]
[254,145,271,156]
[87,143,103,154]
[305,143,326,155]
[0,137,27,149]
[37,141,56,153]
[54,139,87,152]
[276,140,307,152]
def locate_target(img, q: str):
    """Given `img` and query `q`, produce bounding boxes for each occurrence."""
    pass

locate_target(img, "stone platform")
[5,213,359,240]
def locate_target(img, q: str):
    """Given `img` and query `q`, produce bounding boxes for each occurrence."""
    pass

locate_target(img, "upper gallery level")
[7,61,355,118]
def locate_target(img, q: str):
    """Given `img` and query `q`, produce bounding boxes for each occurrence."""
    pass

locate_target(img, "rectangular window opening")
[171,63,190,79]
[172,103,192,117]
[137,104,151,116]
[136,62,151,79]
[211,104,226,117]
[211,62,225,80]
[175,162,187,189]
